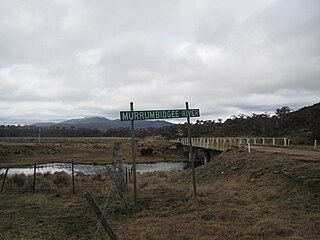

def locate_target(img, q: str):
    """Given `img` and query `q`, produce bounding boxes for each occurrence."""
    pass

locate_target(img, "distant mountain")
[32,122,56,127]
[33,116,173,130]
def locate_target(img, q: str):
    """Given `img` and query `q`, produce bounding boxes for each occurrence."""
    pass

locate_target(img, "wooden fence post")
[32,164,36,194]
[106,167,130,214]
[125,167,128,184]
[1,168,9,193]
[112,142,125,193]
[84,192,118,240]
[72,160,75,195]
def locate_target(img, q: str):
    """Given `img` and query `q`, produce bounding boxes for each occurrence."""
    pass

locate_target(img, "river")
[0,162,187,176]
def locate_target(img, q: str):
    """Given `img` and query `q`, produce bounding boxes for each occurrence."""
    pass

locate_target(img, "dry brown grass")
[0,150,319,239]
[120,150,320,239]
[0,137,184,168]
[1,171,115,196]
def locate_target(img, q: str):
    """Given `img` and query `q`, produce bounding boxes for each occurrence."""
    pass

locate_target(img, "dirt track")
[252,146,320,160]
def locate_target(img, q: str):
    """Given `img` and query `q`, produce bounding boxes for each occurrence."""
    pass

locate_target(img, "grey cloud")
[0,0,319,124]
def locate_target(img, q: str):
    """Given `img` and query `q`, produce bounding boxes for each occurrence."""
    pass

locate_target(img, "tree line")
[1,104,319,141]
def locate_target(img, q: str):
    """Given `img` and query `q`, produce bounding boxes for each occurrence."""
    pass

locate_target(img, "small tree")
[311,124,320,141]
[275,106,291,117]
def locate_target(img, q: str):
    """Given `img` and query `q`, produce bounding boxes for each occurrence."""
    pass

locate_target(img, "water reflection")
[0,162,187,176]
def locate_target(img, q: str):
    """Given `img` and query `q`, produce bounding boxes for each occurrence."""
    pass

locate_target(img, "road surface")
[252,146,320,160]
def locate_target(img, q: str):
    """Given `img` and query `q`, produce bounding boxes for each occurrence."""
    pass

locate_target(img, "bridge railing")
[180,137,290,151]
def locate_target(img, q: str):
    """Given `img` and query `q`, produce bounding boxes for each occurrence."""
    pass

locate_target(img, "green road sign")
[120,109,200,121]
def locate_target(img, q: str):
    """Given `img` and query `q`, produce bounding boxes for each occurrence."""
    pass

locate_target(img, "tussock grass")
[1,150,319,239]
[1,171,114,195]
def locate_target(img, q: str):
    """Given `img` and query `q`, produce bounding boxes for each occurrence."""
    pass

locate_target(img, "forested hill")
[184,102,320,142]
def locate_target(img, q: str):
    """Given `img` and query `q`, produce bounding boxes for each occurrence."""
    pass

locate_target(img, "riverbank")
[0,137,185,168]
[0,161,187,176]
[0,149,319,239]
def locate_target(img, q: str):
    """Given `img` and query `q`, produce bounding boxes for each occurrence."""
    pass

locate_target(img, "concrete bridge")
[180,137,290,151]
[180,137,290,165]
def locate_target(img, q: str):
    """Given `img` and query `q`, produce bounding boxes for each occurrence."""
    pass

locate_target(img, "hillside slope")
[0,149,319,239]
[187,149,320,239]
[185,102,320,141]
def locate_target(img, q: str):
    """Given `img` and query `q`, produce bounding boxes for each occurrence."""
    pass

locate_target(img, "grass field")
[0,137,184,168]
[0,148,319,239]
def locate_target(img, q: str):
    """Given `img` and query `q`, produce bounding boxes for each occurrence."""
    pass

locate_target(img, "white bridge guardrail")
[180,137,290,151]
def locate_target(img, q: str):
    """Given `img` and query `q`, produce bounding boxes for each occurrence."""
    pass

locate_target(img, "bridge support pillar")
[205,150,211,164]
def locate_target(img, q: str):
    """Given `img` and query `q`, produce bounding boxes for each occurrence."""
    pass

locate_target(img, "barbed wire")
[93,184,113,240]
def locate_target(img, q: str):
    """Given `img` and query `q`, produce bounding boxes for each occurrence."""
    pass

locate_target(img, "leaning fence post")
[32,164,36,194]
[314,140,317,150]
[1,168,9,193]
[84,192,118,240]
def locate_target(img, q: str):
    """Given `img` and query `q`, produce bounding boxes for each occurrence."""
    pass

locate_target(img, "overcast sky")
[0,0,319,124]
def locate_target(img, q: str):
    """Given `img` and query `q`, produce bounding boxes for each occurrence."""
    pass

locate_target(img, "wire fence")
[0,161,132,195]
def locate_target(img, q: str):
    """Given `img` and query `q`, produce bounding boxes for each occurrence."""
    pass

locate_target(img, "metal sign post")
[186,102,197,198]
[120,103,200,205]
[130,102,138,206]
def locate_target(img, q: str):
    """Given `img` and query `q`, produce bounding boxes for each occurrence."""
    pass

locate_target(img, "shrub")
[311,124,320,140]
[140,147,154,156]
[91,173,104,182]
[53,172,70,186]
[11,174,26,187]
